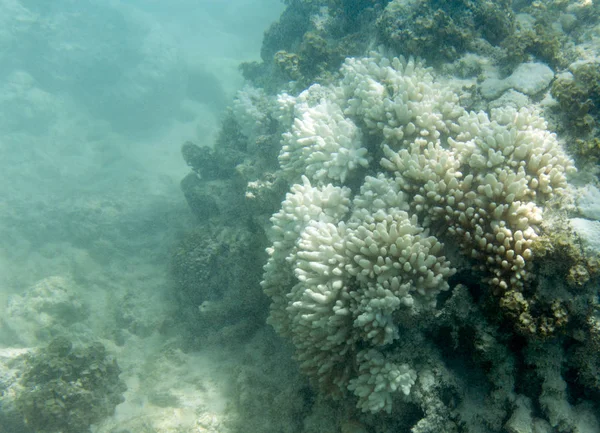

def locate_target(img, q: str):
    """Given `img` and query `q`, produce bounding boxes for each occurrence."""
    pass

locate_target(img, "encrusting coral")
[551,61,600,169]
[15,337,126,433]
[378,0,514,64]
[262,51,582,417]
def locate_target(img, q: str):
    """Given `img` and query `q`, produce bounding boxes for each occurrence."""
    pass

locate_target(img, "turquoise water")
[0,1,284,432]
[1,1,600,432]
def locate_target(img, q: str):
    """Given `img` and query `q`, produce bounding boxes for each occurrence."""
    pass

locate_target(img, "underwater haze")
[0,0,283,432]
[0,0,282,284]
[2,0,600,432]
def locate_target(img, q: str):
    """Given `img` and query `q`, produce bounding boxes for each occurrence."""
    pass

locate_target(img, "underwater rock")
[481,62,554,99]
[571,185,600,255]
[0,340,126,433]
[170,225,268,347]
[577,184,600,220]
[1,275,90,347]
[571,218,600,255]
[378,0,514,64]
[0,348,30,433]
[14,338,126,433]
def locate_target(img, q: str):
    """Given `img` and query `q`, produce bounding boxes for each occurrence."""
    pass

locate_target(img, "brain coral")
[262,52,575,413]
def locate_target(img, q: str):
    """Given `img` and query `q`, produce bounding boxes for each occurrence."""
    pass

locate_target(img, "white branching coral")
[262,52,575,414]
[232,85,274,143]
[261,176,351,335]
[279,89,369,184]
[345,206,453,308]
[277,55,463,185]
[339,55,463,144]
[381,106,575,292]
[348,349,417,414]
[264,174,454,412]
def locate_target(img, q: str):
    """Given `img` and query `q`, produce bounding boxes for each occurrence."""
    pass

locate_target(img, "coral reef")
[180,122,250,223]
[14,338,126,433]
[176,0,600,431]
[175,87,293,349]
[170,226,268,347]
[500,14,566,69]
[551,61,600,163]
[175,87,294,352]
[552,62,600,122]
[181,88,286,225]
[242,0,588,101]
[241,0,379,92]
[378,0,513,64]
[257,51,600,429]
[0,275,89,347]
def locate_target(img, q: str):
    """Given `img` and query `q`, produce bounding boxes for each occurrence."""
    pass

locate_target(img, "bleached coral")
[279,88,369,184]
[381,105,575,295]
[261,176,352,335]
[232,85,281,151]
[277,55,464,185]
[232,85,271,139]
[345,205,453,309]
[339,55,463,144]
[262,51,576,414]
[347,349,417,414]
[264,175,454,412]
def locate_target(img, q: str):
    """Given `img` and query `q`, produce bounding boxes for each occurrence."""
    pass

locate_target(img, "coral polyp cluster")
[256,51,598,427]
